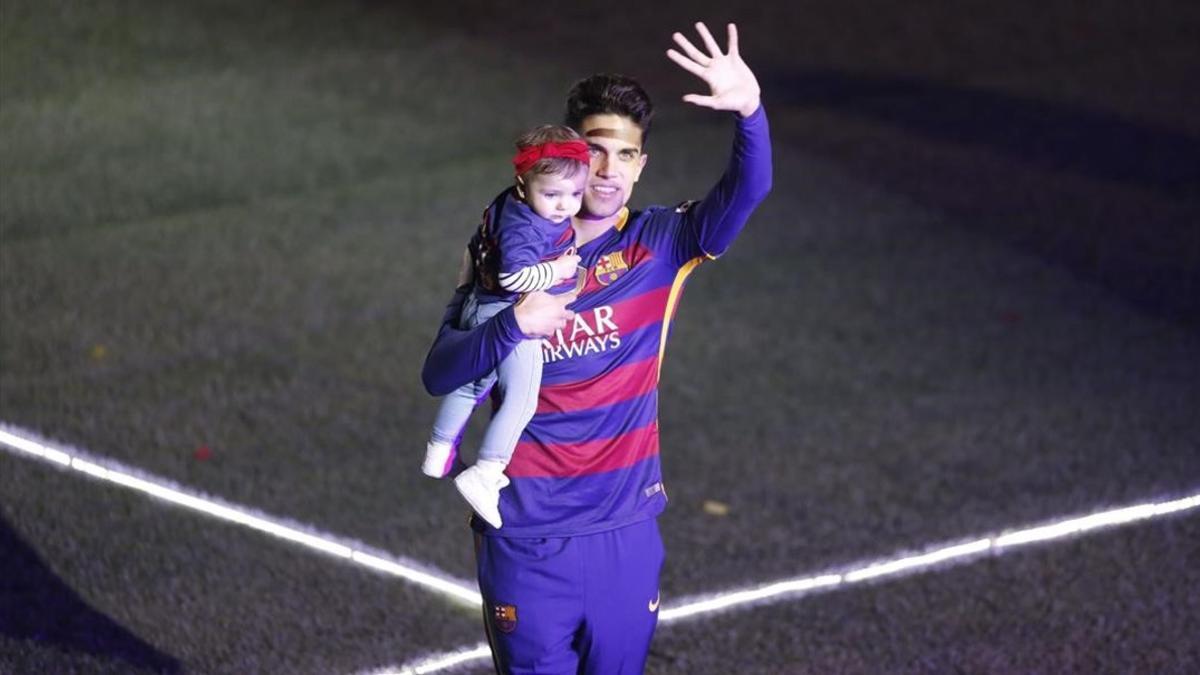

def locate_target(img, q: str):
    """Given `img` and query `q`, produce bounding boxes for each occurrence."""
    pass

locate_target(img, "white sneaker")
[454,460,510,528]
[422,440,456,478]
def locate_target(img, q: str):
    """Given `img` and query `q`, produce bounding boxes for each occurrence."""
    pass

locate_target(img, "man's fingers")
[682,93,718,109]
[558,290,580,307]
[666,49,705,77]
[553,313,568,331]
[694,21,722,56]
[672,31,710,65]
[727,23,739,57]
[515,290,579,337]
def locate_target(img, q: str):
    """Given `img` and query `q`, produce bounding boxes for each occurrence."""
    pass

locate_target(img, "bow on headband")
[512,140,591,176]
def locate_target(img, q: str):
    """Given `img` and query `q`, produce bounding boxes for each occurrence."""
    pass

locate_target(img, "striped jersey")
[423,106,772,538]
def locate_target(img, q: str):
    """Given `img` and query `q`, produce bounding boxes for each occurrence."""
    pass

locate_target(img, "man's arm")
[675,105,771,263]
[665,22,772,264]
[421,251,576,396]
[419,283,522,397]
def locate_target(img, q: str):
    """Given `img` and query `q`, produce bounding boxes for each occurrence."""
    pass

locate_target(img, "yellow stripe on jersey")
[657,256,705,379]
[613,208,631,232]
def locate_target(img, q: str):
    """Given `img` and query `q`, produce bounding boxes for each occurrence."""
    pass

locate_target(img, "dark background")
[2,1,1198,672]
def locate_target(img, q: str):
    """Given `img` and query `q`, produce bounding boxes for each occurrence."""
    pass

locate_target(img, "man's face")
[579,114,648,220]
[524,170,587,224]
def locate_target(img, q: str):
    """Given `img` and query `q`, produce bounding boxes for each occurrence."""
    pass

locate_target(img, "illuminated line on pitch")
[363,645,492,675]
[992,496,1200,547]
[841,538,992,583]
[4,422,1196,674]
[656,540,993,623]
[380,490,1200,673]
[0,423,482,607]
[658,574,843,621]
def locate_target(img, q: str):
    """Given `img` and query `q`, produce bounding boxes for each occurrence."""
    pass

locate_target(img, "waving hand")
[667,22,762,118]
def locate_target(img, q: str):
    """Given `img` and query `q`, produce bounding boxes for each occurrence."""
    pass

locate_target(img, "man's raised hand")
[666,22,761,119]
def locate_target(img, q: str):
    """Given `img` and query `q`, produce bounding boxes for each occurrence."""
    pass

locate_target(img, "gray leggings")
[429,294,542,464]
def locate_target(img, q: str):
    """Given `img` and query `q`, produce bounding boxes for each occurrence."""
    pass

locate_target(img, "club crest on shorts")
[594,251,629,286]
[492,603,518,633]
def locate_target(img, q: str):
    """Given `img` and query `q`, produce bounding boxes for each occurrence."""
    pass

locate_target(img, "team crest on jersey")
[594,251,629,286]
[492,603,518,633]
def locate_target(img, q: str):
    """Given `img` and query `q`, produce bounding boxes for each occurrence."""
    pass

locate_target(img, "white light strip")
[4,423,1196,675]
[0,426,72,465]
[992,495,1200,547]
[351,552,482,604]
[0,423,482,607]
[842,538,992,583]
[380,490,1200,673]
[363,645,493,675]
[659,574,843,622]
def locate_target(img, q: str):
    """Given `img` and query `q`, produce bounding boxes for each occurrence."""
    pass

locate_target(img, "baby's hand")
[550,248,581,281]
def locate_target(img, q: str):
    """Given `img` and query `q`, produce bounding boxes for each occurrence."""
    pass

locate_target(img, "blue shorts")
[474,518,665,674]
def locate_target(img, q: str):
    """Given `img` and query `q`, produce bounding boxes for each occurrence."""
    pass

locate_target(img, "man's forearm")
[420,290,525,396]
[421,286,578,396]
[689,104,773,258]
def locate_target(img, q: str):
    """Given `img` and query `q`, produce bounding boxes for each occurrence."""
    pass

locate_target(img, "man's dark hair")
[565,74,654,146]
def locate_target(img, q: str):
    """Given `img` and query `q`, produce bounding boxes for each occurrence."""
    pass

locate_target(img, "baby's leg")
[430,376,495,446]
[429,292,499,447]
[477,337,543,465]
[424,374,495,477]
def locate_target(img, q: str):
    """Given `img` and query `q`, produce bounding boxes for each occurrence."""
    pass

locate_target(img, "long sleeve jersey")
[423,106,773,537]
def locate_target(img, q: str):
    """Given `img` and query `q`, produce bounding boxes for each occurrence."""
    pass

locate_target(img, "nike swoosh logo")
[648,591,660,612]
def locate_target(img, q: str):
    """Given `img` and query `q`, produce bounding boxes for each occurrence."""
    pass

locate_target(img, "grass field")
[3,1,1199,673]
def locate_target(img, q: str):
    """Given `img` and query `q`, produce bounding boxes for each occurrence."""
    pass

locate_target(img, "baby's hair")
[515,125,589,184]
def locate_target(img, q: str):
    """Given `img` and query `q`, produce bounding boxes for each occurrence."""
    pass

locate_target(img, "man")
[422,22,771,674]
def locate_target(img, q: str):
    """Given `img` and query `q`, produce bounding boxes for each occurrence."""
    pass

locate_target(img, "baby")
[423,125,588,528]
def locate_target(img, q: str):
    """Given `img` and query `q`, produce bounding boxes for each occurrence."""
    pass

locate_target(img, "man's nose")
[594,156,615,177]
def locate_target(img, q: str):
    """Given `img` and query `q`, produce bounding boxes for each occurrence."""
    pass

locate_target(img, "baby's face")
[524,171,587,224]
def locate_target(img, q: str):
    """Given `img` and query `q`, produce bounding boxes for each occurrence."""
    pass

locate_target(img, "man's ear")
[633,153,649,183]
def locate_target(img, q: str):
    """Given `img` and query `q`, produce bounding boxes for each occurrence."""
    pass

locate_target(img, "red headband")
[512,140,590,176]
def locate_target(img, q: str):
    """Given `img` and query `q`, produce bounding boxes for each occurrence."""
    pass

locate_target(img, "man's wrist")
[737,99,762,119]
[499,304,529,341]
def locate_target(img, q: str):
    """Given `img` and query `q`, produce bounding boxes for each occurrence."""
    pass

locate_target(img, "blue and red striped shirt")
[423,106,772,537]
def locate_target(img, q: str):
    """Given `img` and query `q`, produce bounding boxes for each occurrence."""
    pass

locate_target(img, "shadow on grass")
[0,513,181,673]
[764,67,1200,327]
